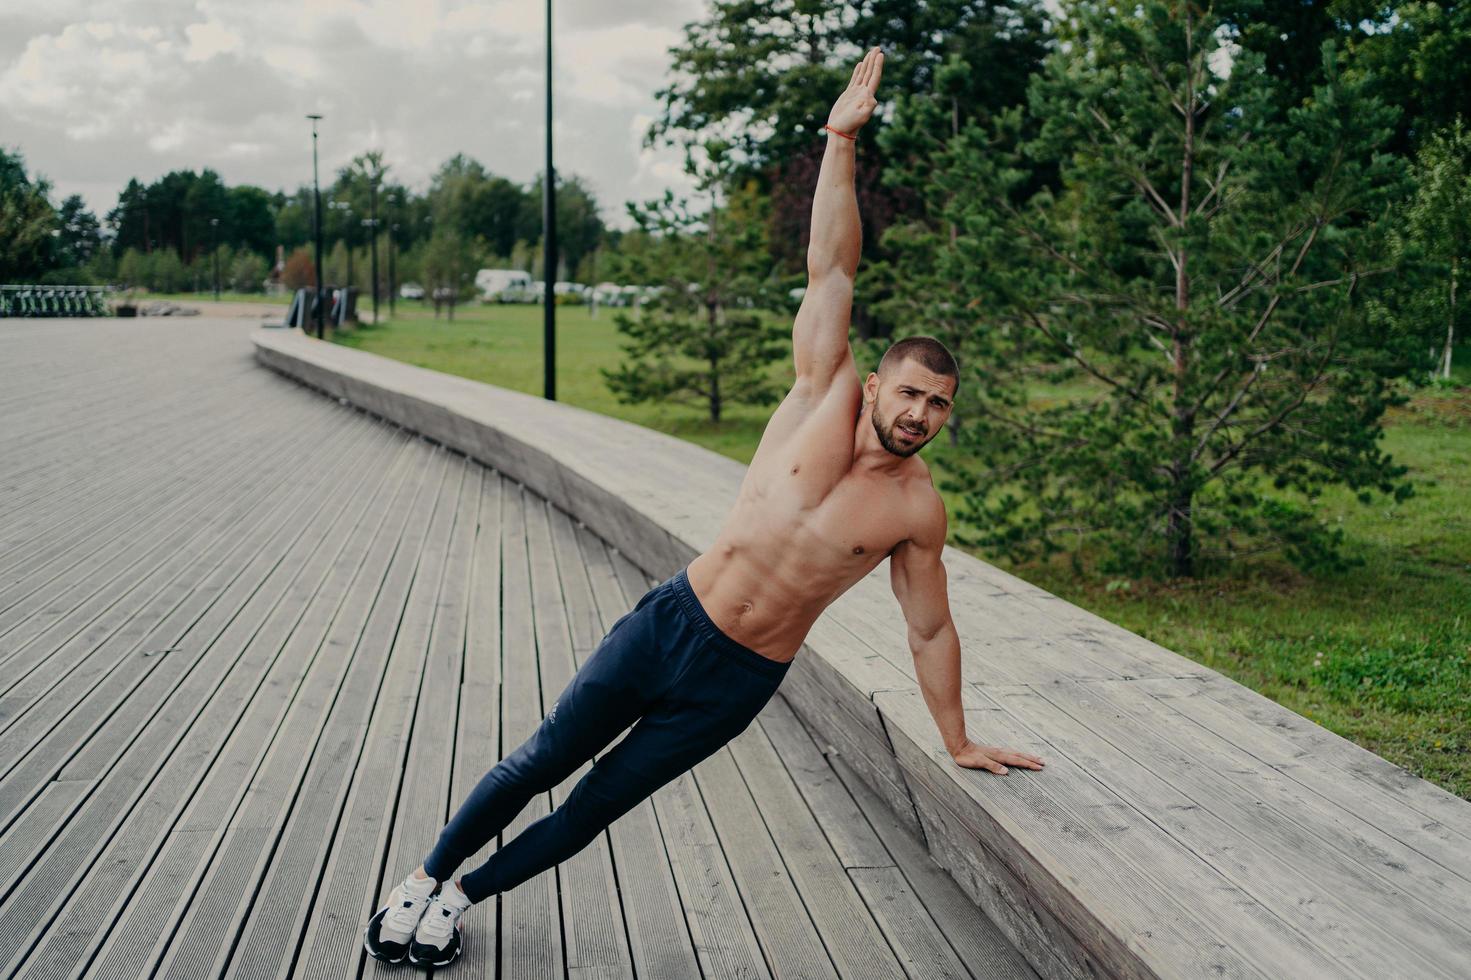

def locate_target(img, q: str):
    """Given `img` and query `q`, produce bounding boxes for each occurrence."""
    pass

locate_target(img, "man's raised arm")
[793,48,884,386]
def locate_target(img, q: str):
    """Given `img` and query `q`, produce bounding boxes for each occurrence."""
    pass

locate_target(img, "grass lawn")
[331,302,1471,799]
[142,291,287,305]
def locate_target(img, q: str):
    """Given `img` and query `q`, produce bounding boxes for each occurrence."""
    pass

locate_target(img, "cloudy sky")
[0,0,709,230]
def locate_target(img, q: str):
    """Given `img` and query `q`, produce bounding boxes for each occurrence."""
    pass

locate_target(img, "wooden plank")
[152,447,452,980]
[496,482,565,979]
[287,446,460,980]
[61,433,428,980]
[993,683,1358,979]
[345,457,472,980]
[0,410,366,756]
[1186,673,1471,840]
[0,386,266,561]
[0,420,391,918]
[432,468,506,980]
[1136,675,1471,876]
[756,693,1038,980]
[1032,677,1470,976]
[0,372,270,559]
[2,423,427,979]
[826,747,1040,980]
[0,396,346,676]
[205,443,442,980]
[538,503,636,980]
[877,688,1266,980]
[0,414,382,830]
[720,713,901,978]
[650,770,772,980]
[573,519,702,980]
[692,747,840,978]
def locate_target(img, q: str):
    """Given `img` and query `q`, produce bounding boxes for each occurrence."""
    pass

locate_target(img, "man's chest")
[738,462,913,568]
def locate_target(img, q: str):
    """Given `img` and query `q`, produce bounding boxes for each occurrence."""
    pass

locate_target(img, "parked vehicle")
[399,282,425,299]
[475,268,532,302]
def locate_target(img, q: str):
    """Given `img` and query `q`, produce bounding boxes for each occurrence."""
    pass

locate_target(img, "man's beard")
[871,394,926,457]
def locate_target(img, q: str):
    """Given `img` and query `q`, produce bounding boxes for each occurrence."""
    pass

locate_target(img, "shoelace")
[418,897,464,939]
[384,888,431,932]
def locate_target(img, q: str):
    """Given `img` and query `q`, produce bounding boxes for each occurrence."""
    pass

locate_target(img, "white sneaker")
[408,879,472,968]
[363,872,437,963]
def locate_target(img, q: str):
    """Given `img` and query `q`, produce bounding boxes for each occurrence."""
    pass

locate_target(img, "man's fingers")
[853,47,870,88]
[866,50,884,94]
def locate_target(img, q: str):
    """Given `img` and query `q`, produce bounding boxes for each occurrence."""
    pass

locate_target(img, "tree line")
[622,0,1470,579]
[4,0,1468,578]
[0,147,611,299]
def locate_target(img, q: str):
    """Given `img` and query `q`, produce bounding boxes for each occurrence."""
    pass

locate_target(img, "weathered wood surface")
[0,316,1025,979]
[253,324,1471,979]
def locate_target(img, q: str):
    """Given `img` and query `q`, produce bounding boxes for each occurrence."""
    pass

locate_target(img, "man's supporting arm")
[891,493,1047,775]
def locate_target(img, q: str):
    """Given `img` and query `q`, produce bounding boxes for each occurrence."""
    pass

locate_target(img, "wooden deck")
[0,317,1035,980]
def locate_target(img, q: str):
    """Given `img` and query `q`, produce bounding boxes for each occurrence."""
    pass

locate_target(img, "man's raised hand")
[828,46,884,137]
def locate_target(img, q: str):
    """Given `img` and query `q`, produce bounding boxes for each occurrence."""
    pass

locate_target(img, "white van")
[475,268,532,302]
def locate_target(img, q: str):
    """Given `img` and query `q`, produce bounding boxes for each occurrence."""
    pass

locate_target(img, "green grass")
[330,301,791,462]
[332,303,1471,799]
[140,291,287,305]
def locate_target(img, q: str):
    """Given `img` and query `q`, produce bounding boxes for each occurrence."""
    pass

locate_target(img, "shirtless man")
[364,46,1044,969]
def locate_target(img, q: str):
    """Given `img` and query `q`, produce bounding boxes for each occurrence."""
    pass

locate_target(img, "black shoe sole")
[407,936,461,969]
[364,905,411,964]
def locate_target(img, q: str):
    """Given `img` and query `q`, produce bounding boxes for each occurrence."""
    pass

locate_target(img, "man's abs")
[685,475,911,661]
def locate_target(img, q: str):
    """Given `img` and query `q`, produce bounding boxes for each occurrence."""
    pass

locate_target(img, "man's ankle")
[412,866,433,882]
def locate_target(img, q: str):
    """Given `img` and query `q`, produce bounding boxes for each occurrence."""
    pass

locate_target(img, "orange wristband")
[823,123,857,141]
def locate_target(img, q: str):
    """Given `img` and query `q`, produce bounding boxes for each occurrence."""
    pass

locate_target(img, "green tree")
[229,249,269,292]
[907,0,1416,578]
[0,148,59,281]
[227,185,277,256]
[601,181,787,423]
[421,229,480,320]
[428,154,528,258]
[1348,1,1471,153]
[1382,120,1471,380]
[56,194,102,268]
[647,0,1048,336]
[519,172,606,280]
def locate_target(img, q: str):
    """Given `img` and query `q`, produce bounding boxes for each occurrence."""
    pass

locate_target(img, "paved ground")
[0,317,1036,979]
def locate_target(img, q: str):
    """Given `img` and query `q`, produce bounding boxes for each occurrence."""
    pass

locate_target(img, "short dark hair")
[878,336,959,395]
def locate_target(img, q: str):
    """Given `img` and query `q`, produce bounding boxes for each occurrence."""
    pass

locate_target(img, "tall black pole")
[389,221,398,319]
[210,217,220,301]
[369,179,380,324]
[308,114,324,338]
[346,212,354,293]
[543,0,556,401]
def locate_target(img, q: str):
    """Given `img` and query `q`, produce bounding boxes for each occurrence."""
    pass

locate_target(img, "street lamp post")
[307,113,324,338]
[389,220,399,319]
[329,199,354,307]
[366,177,380,325]
[210,217,220,301]
[543,0,557,401]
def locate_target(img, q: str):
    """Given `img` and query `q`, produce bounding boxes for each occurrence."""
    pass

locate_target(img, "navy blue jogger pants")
[422,564,791,903]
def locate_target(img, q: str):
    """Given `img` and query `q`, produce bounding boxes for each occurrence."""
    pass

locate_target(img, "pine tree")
[1399,120,1471,380]
[902,0,1417,578]
[601,178,786,424]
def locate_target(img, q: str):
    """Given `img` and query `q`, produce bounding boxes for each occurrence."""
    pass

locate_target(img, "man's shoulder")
[896,461,946,550]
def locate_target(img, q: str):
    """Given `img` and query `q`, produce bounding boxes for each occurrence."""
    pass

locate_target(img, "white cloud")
[0,0,709,230]
[183,21,242,62]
